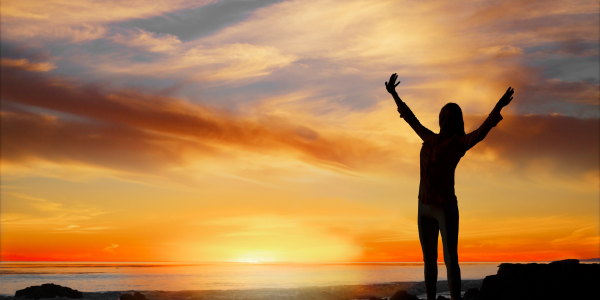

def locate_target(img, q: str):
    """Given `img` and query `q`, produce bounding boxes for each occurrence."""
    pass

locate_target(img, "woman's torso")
[418,135,466,205]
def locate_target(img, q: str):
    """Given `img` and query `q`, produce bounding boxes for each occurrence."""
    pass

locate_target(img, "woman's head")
[439,103,465,138]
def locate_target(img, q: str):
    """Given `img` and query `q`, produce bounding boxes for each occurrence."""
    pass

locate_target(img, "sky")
[0,0,598,263]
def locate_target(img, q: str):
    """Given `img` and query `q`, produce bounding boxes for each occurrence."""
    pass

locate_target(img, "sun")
[235,251,281,263]
[238,258,265,263]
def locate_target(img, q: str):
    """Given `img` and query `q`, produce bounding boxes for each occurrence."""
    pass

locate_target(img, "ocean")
[0,262,500,295]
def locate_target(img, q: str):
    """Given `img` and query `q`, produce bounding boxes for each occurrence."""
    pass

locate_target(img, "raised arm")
[385,73,435,142]
[460,87,515,151]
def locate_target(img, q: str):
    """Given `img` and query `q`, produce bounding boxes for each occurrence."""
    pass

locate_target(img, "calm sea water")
[0,262,500,294]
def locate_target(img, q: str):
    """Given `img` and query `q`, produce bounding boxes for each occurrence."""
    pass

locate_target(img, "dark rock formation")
[119,292,147,300]
[479,259,600,300]
[14,283,83,300]
[389,289,419,300]
[463,287,480,300]
[436,296,449,300]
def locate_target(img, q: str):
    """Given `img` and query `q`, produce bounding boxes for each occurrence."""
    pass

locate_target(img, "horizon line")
[2,259,597,264]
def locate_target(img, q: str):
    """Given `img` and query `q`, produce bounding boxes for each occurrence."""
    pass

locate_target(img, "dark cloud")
[512,76,599,117]
[501,13,597,41]
[0,42,54,64]
[554,39,599,57]
[467,0,598,43]
[117,0,285,41]
[532,56,599,83]
[467,114,599,176]
[524,39,599,62]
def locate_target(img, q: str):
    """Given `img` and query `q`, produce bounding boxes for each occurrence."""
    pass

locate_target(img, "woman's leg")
[418,201,440,300]
[439,203,461,300]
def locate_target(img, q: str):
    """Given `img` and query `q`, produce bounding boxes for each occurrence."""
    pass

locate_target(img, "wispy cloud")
[0,191,110,232]
[7,192,63,211]
[55,225,112,233]
[111,29,182,53]
[550,226,599,246]
[103,243,119,254]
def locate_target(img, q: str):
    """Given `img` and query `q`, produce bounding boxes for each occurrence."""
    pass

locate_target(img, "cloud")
[55,225,112,233]
[0,191,110,232]
[0,0,212,41]
[203,0,453,63]
[111,29,182,53]
[519,78,599,106]
[479,45,524,59]
[7,192,63,211]
[465,0,599,45]
[103,243,119,254]
[2,65,596,182]
[0,58,56,72]
[83,41,298,81]
[117,0,285,41]
[0,110,195,175]
[1,67,394,179]
[1,24,108,44]
[550,226,598,246]
[467,113,599,176]
[0,0,597,263]
[529,39,600,57]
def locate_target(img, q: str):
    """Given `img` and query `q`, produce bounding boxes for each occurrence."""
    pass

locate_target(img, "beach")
[3,260,599,300]
[0,280,484,300]
[0,262,497,296]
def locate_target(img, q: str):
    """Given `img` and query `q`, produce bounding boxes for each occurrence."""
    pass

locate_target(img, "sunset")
[1,0,598,298]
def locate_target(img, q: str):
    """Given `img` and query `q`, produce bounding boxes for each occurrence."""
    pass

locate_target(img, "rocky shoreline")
[1,281,484,300]
[3,260,598,300]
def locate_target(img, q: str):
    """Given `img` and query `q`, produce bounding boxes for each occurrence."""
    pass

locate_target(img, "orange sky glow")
[1,0,598,263]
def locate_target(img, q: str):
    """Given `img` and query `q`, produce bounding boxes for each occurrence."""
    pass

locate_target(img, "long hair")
[438,103,465,142]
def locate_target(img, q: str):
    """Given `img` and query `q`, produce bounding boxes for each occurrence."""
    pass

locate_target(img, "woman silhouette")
[385,73,514,300]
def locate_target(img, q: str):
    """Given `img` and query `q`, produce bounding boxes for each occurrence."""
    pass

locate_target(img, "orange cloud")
[0,58,56,72]
[1,67,394,177]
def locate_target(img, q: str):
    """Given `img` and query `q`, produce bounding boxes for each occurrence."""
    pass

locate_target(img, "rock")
[436,296,449,300]
[14,283,83,300]
[463,287,480,300]
[478,259,600,300]
[119,292,147,300]
[478,274,499,300]
[389,290,419,300]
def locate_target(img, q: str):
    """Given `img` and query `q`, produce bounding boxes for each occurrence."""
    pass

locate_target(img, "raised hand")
[497,87,514,108]
[385,73,401,94]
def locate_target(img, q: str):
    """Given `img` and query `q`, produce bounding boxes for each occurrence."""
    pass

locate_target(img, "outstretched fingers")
[385,73,401,93]
[389,73,397,83]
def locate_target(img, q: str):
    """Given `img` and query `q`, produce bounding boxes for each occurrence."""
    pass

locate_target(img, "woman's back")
[419,135,466,204]
[397,99,503,205]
